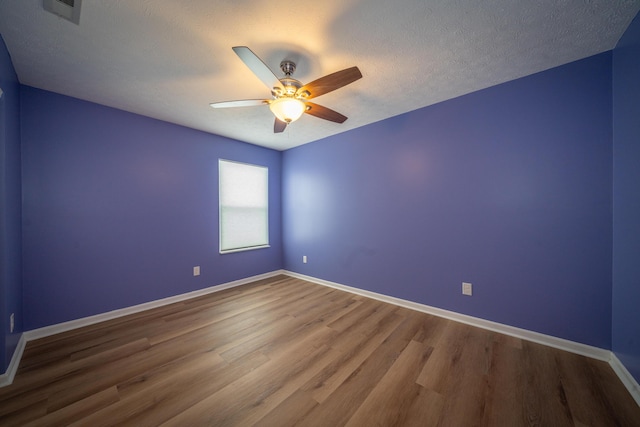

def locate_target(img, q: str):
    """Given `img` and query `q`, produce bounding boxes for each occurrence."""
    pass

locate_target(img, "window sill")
[219,244,270,255]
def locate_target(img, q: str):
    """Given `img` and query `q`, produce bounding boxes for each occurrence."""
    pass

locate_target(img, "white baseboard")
[283,270,640,405]
[0,269,285,387]
[24,270,286,342]
[0,333,26,387]
[2,268,638,407]
[284,271,610,360]
[609,353,640,407]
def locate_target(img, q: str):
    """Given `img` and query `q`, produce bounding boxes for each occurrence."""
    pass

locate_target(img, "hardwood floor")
[1,275,638,426]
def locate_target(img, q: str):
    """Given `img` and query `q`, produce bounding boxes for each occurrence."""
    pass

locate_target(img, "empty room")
[1,1,640,425]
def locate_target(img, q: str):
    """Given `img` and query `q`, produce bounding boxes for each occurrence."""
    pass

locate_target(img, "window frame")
[218,159,270,254]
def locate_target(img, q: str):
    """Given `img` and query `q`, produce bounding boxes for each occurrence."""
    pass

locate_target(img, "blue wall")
[283,53,613,349]
[0,35,23,372]
[613,12,640,383]
[20,87,283,330]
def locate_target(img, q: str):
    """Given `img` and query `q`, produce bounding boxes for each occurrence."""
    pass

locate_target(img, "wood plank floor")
[1,275,638,426]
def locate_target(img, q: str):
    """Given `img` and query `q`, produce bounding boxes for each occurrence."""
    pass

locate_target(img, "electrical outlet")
[303,255,307,264]
[10,313,14,333]
[462,282,473,296]
[193,266,200,276]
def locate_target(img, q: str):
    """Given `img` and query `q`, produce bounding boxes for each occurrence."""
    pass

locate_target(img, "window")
[219,159,269,253]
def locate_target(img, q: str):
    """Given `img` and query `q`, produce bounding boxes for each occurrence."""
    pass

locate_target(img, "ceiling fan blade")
[274,118,287,133]
[232,46,284,92]
[304,102,348,123]
[297,67,362,100]
[209,99,267,108]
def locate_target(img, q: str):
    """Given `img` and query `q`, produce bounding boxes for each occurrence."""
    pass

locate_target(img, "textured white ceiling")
[1,0,638,150]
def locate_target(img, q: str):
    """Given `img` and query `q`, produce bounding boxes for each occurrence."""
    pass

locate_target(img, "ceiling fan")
[210,46,362,133]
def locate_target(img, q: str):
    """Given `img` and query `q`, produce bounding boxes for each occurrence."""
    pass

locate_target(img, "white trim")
[218,159,269,254]
[609,353,640,406]
[1,270,284,387]
[283,271,640,406]
[219,244,270,255]
[284,271,611,361]
[0,333,26,387]
[24,270,285,342]
[3,268,639,406]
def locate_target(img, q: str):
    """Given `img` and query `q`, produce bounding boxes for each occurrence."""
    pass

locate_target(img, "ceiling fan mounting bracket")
[280,60,296,76]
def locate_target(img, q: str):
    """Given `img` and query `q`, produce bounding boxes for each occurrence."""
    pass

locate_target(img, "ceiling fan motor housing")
[280,78,302,96]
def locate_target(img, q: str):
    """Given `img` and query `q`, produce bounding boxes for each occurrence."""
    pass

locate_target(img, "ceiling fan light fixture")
[269,97,305,123]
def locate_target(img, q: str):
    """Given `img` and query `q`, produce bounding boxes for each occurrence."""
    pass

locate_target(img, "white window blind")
[219,159,269,253]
